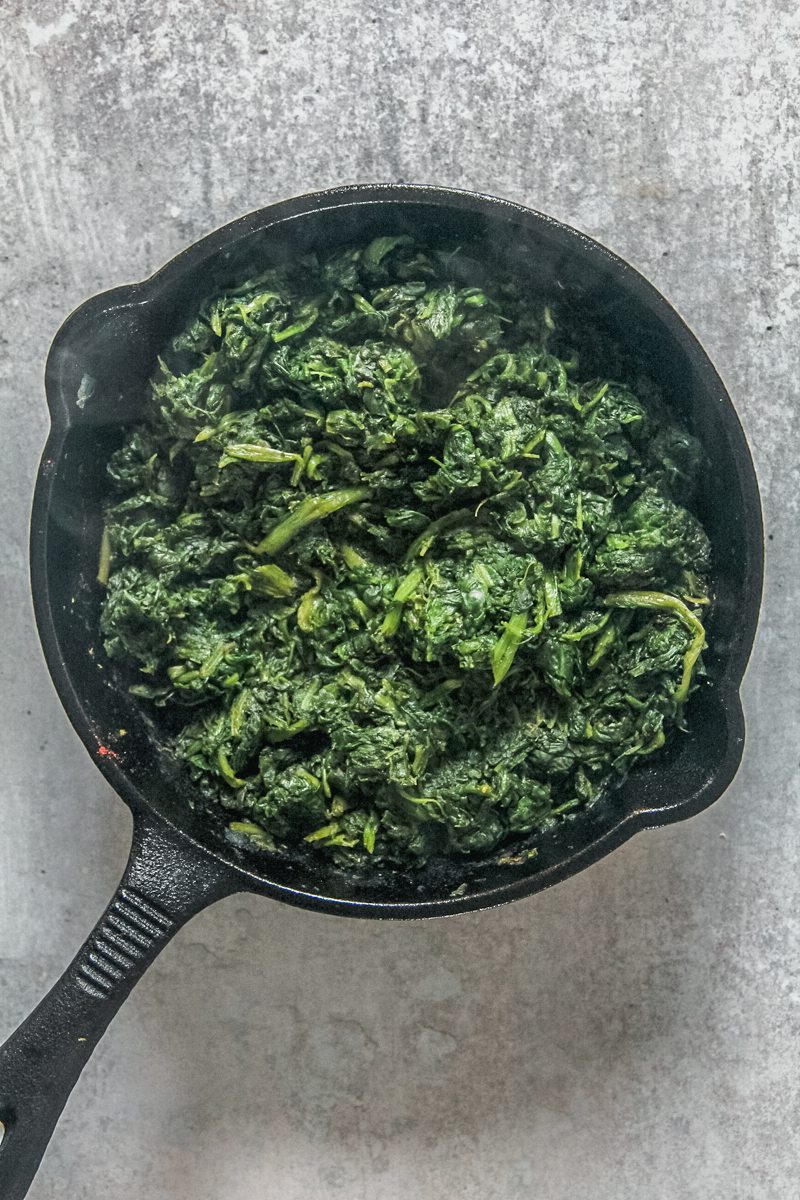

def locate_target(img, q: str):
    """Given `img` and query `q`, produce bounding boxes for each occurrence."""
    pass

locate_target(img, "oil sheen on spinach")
[99,235,712,869]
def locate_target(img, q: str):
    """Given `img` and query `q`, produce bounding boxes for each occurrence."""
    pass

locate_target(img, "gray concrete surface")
[1,1,799,1197]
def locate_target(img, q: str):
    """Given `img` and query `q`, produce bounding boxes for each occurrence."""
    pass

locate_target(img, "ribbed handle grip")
[0,813,237,1200]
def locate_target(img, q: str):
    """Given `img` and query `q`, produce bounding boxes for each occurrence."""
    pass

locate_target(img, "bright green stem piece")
[604,590,707,703]
[256,487,371,555]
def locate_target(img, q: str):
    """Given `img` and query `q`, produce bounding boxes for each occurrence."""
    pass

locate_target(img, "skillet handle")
[0,811,238,1200]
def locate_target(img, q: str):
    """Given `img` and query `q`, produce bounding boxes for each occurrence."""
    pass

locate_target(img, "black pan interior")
[34,190,762,912]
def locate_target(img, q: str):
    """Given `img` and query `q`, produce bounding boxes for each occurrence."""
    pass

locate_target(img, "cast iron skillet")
[0,185,763,1198]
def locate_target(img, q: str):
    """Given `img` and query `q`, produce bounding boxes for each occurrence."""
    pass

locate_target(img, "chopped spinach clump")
[99,236,712,869]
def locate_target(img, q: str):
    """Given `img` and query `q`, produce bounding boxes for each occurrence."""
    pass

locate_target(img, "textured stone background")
[1,2,798,1197]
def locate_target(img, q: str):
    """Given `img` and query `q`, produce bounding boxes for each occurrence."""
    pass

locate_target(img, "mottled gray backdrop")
[1,2,798,1197]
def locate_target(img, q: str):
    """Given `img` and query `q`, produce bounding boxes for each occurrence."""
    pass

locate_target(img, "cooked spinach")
[99,236,712,869]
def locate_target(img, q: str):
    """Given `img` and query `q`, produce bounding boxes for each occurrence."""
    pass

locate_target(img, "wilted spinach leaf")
[99,236,711,869]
